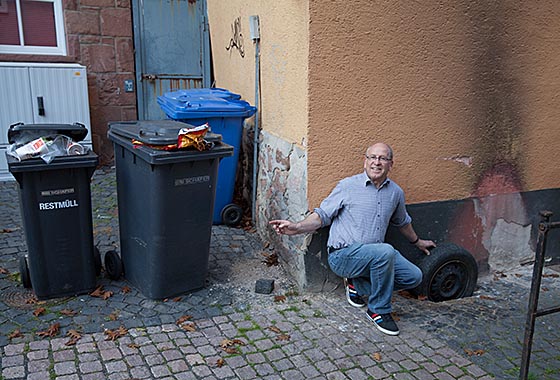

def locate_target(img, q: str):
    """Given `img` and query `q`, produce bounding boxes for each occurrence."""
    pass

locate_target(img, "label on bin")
[38,199,79,210]
[174,175,210,187]
[41,188,75,196]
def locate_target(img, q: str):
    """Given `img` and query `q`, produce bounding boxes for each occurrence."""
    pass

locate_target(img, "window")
[0,0,66,55]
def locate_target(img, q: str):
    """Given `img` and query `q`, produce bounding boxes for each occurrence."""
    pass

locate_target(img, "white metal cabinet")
[0,62,92,180]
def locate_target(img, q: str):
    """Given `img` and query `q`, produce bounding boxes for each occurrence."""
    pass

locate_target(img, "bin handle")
[139,129,158,137]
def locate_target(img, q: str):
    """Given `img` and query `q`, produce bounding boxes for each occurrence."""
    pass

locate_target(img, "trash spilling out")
[130,123,213,152]
[6,122,89,164]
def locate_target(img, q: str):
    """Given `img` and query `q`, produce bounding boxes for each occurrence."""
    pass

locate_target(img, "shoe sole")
[366,312,400,336]
[345,288,366,308]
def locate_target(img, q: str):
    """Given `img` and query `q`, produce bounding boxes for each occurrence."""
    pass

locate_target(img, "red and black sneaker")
[344,278,366,308]
[366,309,400,336]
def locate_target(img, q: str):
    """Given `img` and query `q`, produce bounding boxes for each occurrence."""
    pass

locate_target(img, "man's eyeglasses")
[365,154,392,163]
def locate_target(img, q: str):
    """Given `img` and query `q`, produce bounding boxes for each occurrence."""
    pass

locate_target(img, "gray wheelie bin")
[6,123,99,300]
[107,120,233,299]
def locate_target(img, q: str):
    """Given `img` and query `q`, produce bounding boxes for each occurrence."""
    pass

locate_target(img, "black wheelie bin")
[107,120,233,299]
[6,123,99,300]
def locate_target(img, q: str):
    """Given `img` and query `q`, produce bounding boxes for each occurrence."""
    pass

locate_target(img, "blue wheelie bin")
[157,89,256,226]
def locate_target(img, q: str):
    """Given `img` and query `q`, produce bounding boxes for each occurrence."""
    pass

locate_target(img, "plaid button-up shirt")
[314,171,412,249]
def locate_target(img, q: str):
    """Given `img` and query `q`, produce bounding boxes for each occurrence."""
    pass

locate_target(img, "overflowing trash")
[131,123,213,152]
[8,134,87,163]
[6,122,89,164]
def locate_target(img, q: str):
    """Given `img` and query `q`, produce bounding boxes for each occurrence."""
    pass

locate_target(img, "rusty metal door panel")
[132,0,210,120]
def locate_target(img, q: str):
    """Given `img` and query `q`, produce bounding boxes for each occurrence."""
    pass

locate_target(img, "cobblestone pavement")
[1,167,559,379]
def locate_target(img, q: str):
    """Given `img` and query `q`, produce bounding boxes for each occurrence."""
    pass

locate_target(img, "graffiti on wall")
[225,16,245,58]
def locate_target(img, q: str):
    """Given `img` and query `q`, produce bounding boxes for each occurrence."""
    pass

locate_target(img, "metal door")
[132,0,211,120]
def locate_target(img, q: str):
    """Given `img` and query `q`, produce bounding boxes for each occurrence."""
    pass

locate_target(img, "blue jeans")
[327,243,422,314]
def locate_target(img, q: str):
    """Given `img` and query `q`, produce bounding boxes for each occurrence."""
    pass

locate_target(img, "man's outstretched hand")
[269,220,299,235]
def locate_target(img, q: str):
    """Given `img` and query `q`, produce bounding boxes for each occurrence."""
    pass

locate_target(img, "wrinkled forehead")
[365,144,392,157]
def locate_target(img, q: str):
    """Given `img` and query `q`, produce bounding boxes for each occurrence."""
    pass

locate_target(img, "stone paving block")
[80,360,103,373]
[28,371,51,380]
[54,360,77,376]
[28,358,50,373]
[2,365,25,379]
[2,354,24,366]
[105,359,128,372]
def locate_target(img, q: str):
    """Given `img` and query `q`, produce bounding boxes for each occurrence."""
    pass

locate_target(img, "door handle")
[142,74,158,80]
[37,96,45,116]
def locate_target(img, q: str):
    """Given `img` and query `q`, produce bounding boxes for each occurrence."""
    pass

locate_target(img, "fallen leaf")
[104,326,128,341]
[543,273,560,278]
[36,323,60,338]
[172,297,182,302]
[223,346,239,354]
[60,309,77,316]
[542,287,549,292]
[216,358,225,367]
[108,312,119,321]
[121,285,131,293]
[267,326,282,334]
[176,315,193,325]
[263,241,270,249]
[65,330,82,346]
[464,348,485,356]
[397,290,416,299]
[276,334,290,341]
[33,307,46,317]
[514,273,523,278]
[391,312,400,322]
[8,330,23,340]
[127,343,140,349]
[261,252,279,267]
[67,330,82,340]
[2,228,13,233]
[181,323,196,332]
[232,339,246,346]
[417,295,428,301]
[221,339,234,348]
[480,295,496,301]
[0,267,9,274]
[90,286,113,300]
[274,295,286,303]
[372,352,382,361]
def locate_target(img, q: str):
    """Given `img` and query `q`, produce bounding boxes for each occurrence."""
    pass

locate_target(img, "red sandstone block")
[115,38,134,73]
[81,44,116,73]
[81,0,115,7]
[101,8,132,37]
[65,10,100,35]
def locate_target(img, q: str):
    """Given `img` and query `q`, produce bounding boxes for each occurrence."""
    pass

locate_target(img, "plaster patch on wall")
[487,219,534,271]
[440,155,473,167]
[257,130,308,289]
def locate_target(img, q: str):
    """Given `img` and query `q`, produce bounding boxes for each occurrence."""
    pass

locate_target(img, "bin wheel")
[411,243,478,302]
[104,250,123,281]
[94,246,102,276]
[19,256,31,289]
[221,203,243,226]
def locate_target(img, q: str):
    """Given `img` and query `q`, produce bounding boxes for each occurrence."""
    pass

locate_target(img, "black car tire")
[412,243,478,302]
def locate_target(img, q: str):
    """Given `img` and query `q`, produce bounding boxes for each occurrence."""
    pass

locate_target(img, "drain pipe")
[249,16,260,225]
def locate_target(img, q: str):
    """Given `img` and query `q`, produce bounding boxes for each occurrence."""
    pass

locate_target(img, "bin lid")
[8,122,89,144]
[108,120,222,146]
[157,94,256,119]
[162,88,242,101]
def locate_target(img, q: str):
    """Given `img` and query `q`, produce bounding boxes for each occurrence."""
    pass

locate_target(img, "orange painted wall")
[308,1,560,208]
